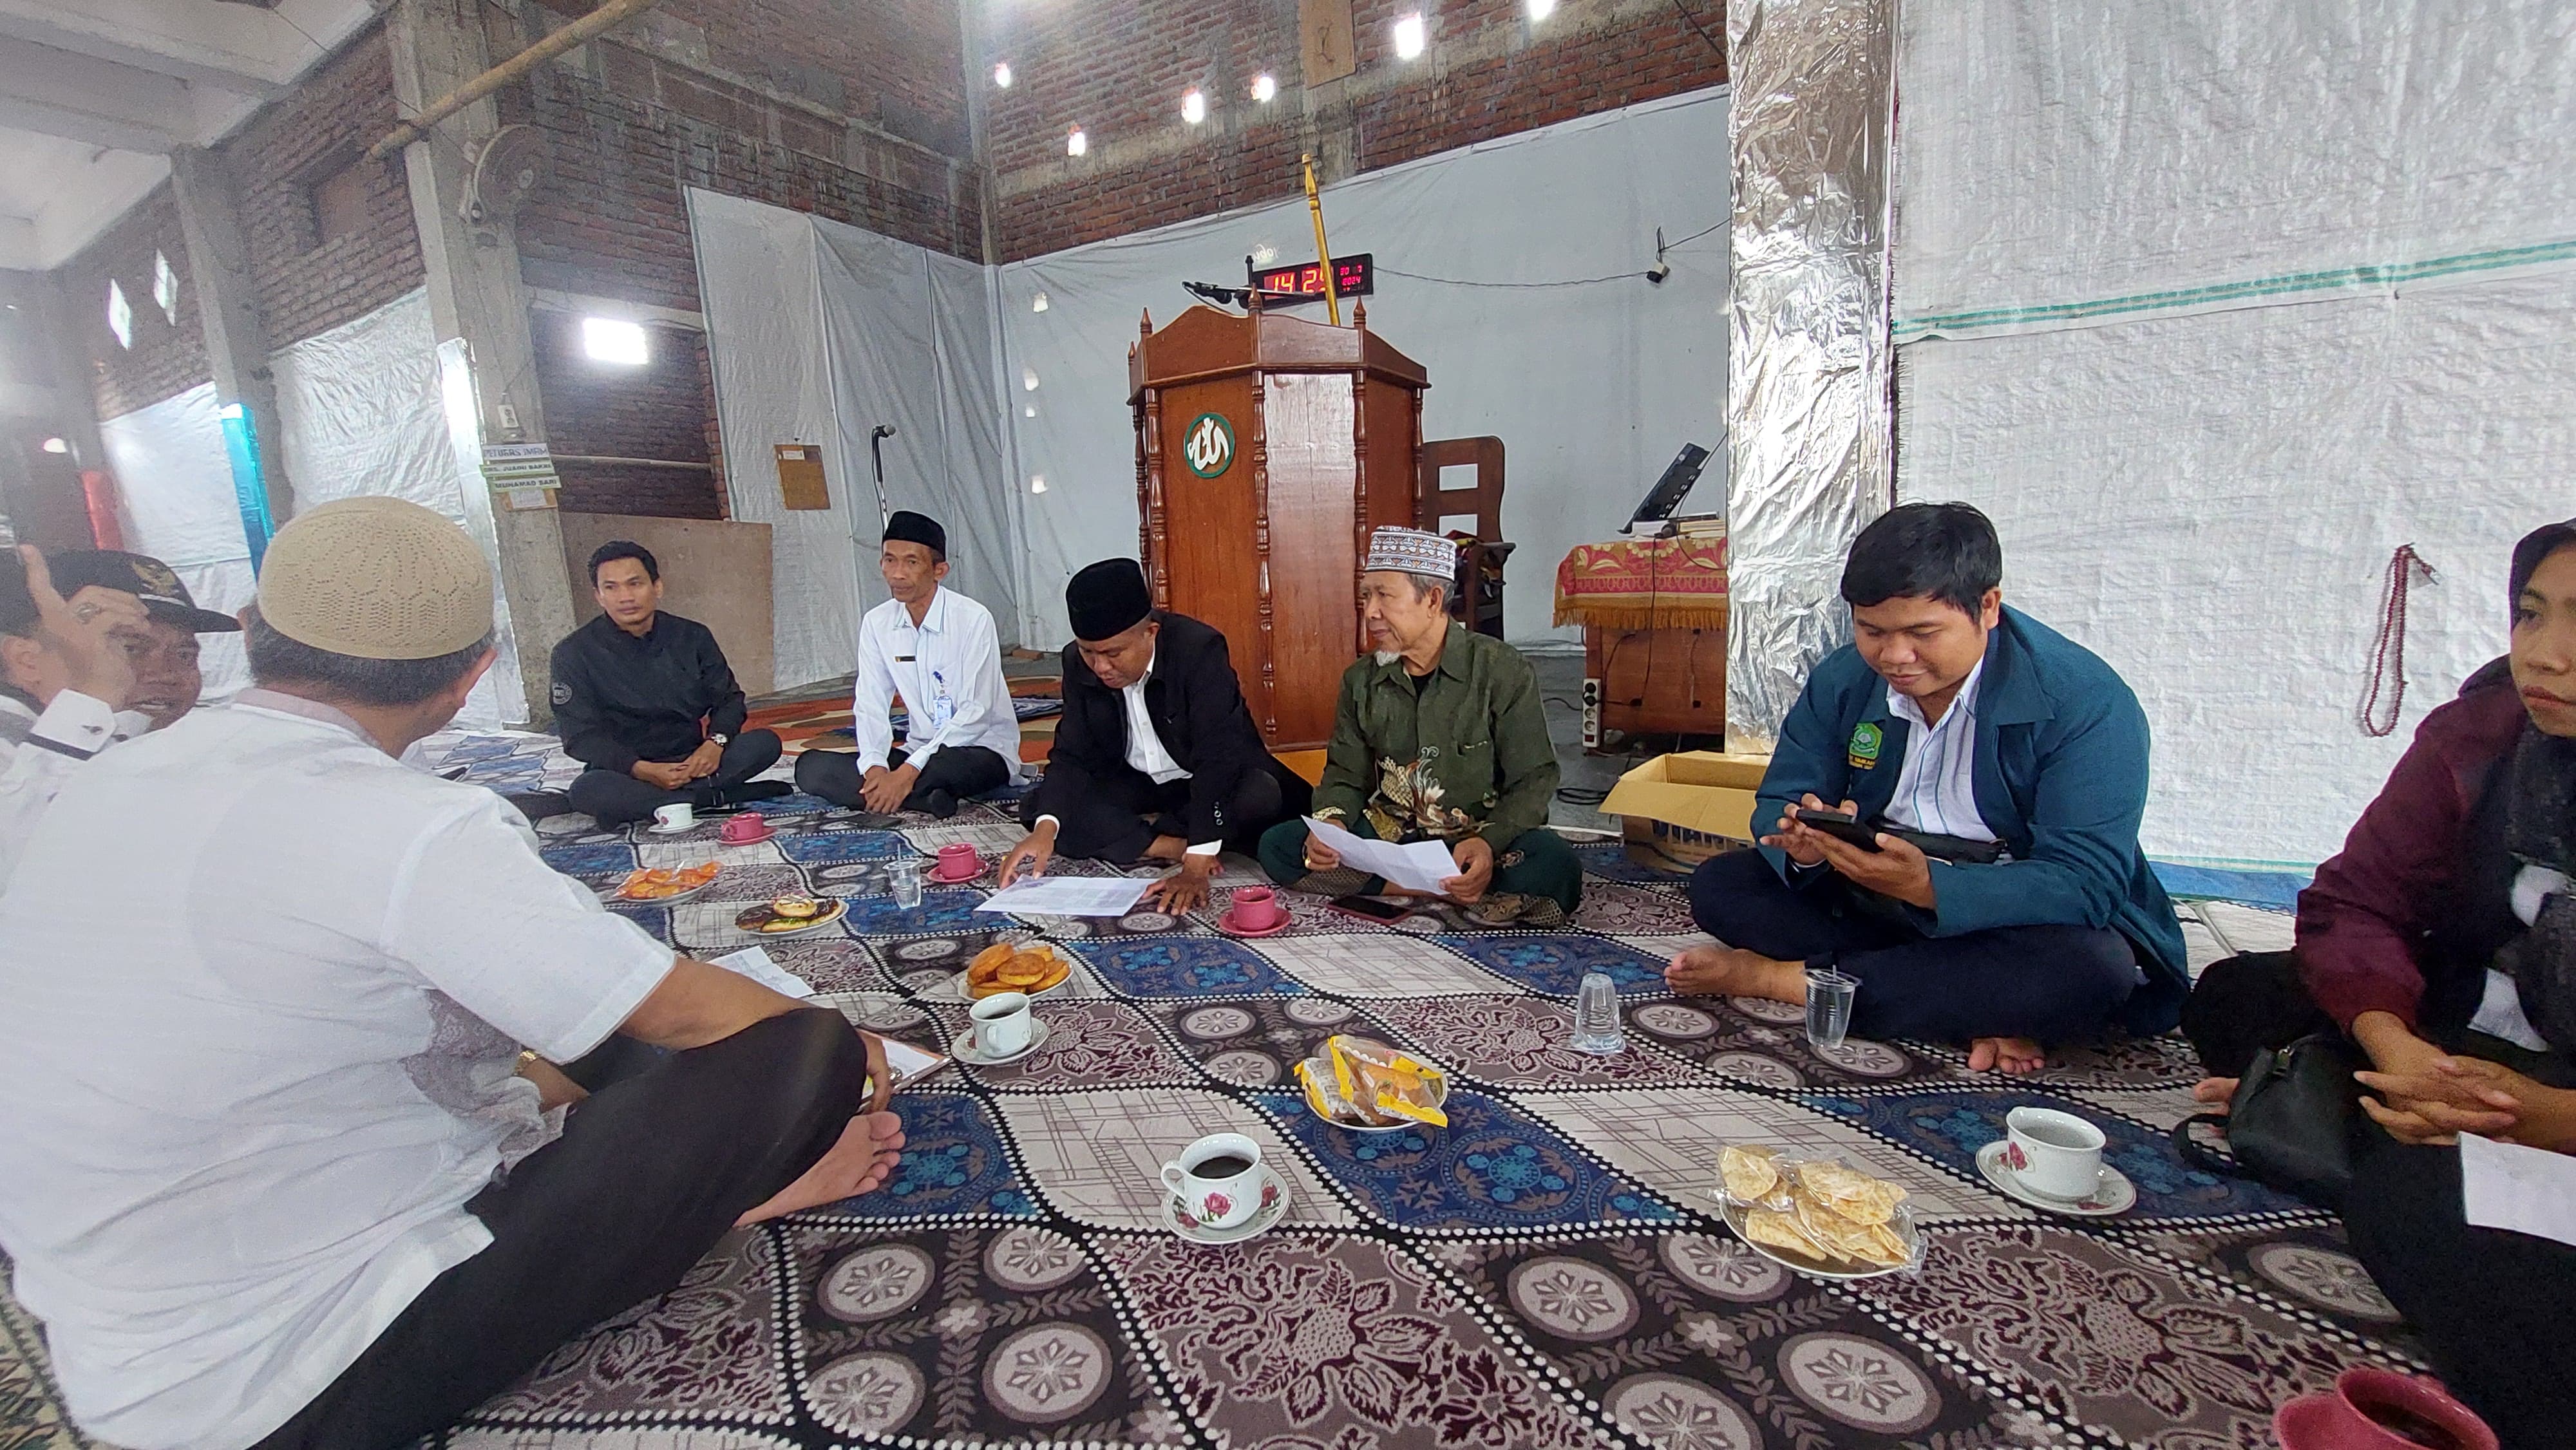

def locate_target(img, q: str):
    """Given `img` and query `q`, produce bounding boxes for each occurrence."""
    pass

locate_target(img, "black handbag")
[2172,1031,2361,1212]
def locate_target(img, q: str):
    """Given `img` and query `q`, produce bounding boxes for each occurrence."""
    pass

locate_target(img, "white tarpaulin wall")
[1001,88,1728,646]
[814,218,1020,643]
[99,384,254,700]
[95,288,530,728]
[1893,0,2576,865]
[691,191,1017,689]
[272,288,520,728]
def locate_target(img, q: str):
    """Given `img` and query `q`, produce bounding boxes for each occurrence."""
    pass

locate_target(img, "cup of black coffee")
[1158,1133,1264,1230]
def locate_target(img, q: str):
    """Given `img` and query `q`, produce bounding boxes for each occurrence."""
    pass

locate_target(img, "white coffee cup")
[2002,1106,2107,1200]
[1159,1132,1264,1230]
[654,802,695,831]
[969,991,1034,1057]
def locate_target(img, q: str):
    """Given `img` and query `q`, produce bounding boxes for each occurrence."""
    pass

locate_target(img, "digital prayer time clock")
[1247,253,1374,304]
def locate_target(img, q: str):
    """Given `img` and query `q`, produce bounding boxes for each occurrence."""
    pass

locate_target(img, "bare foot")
[1142,834,1188,863]
[735,1110,905,1227]
[2191,1076,2239,1113]
[1969,1036,2047,1075]
[1665,945,1804,1003]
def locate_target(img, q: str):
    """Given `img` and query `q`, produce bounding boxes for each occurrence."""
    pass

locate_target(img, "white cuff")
[1034,814,1061,834]
[1185,840,1222,858]
[29,690,118,758]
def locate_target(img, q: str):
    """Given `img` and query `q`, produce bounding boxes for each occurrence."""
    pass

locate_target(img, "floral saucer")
[1160,1165,1293,1245]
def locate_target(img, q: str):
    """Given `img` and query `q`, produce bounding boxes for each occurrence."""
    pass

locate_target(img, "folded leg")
[251,1009,872,1450]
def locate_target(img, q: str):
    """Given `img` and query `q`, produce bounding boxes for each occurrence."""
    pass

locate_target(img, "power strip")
[1580,677,1603,748]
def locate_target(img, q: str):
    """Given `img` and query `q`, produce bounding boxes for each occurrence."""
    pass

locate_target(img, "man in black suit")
[997,558,1309,914]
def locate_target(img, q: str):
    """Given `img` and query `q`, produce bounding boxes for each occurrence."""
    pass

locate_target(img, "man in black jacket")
[553,541,788,827]
[998,558,1307,914]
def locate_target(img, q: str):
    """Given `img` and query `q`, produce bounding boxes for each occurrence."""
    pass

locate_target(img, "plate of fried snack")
[611,862,721,902]
[1295,1035,1450,1133]
[732,894,846,936]
[1714,1145,1922,1279]
[955,940,1072,1000]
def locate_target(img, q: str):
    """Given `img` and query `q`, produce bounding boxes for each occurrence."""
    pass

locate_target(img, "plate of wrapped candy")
[1714,1146,1922,1280]
[1295,1035,1450,1134]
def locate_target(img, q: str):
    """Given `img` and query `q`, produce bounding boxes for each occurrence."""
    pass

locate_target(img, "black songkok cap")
[1067,558,1153,643]
[884,510,947,558]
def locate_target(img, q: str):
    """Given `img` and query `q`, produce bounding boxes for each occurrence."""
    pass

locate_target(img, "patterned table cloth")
[0,731,2414,1450]
[1555,536,1730,632]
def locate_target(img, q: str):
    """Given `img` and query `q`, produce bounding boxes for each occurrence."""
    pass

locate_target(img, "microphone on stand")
[869,424,897,530]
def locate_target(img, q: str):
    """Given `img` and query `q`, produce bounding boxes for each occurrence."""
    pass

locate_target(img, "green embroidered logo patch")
[1848,722,1882,769]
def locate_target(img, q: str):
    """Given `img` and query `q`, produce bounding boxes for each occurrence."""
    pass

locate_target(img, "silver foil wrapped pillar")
[1724,0,1896,749]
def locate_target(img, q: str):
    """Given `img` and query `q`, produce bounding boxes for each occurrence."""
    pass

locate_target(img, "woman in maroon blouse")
[2184,518,2576,1449]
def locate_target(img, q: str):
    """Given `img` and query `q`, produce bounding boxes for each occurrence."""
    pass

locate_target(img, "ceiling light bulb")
[1393,13,1426,59]
[1251,73,1278,102]
[1528,0,1556,19]
[1066,126,1088,157]
[1032,291,1049,312]
[1030,475,1048,493]
[1022,367,1040,391]
[992,61,1012,88]
[1181,89,1206,125]
[40,437,68,454]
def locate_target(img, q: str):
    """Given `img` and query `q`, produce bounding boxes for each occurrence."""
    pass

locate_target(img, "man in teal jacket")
[1672,503,2186,1074]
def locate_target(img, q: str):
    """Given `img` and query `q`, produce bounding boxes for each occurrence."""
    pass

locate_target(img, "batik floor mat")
[0,738,2412,1450]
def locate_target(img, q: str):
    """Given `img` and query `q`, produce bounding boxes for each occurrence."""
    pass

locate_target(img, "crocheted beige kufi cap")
[256,496,494,660]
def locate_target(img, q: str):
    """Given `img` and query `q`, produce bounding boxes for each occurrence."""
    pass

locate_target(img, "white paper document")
[974,873,1152,918]
[710,945,816,999]
[1302,816,1461,896]
[2459,1131,2576,1249]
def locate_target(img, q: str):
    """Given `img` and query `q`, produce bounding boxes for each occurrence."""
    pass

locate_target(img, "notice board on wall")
[774,443,829,510]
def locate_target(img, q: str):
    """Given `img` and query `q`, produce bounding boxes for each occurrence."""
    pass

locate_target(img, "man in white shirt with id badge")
[795,510,1020,818]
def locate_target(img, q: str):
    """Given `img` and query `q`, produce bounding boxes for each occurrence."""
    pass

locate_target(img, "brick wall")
[227,26,425,350]
[55,186,207,420]
[58,24,425,422]
[978,0,1728,260]
[502,1,981,313]
[531,308,723,517]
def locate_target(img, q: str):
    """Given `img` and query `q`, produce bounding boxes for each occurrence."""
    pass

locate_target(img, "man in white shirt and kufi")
[795,509,1021,818]
[0,496,906,1450]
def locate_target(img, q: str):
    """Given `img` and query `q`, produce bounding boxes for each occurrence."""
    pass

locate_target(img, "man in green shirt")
[1257,527,1579,925]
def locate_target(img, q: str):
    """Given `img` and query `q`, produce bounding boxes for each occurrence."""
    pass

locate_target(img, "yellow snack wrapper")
[1324,1035,1449,1128]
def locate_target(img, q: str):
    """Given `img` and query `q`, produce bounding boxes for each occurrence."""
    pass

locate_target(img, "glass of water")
[1804,968,1858,1052]
[887,856,924,909]
[1569,970,1625,1055]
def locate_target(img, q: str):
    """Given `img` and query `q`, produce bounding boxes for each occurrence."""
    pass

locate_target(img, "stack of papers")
[974,874,1152,917]
[1302,816,1461,896]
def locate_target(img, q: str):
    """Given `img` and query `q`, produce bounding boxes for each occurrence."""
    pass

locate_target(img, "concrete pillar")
[384,0,578,727]
[169,146,294,534]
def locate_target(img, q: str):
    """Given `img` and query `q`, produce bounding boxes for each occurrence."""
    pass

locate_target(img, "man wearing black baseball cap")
[44,550,241,732]
[0,546,149,890]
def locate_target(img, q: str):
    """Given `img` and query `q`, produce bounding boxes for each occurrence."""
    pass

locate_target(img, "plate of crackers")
[955,940,1072,1000]
[611,862,721,902]
[1714,1146,1922,1279]
[732,894,847,936]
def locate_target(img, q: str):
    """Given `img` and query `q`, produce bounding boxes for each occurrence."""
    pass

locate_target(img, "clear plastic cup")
[1569,970,1625,1055]
[1804,968,1858,1051]
[887,856,924,909]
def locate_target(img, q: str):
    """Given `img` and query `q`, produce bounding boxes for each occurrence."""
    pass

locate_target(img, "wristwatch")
[708,732,730,745]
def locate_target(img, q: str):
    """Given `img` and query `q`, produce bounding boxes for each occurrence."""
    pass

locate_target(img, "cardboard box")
[1600,750,1773,874]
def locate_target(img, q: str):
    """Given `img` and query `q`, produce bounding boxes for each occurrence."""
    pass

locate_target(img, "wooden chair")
[1415,436,1510,639]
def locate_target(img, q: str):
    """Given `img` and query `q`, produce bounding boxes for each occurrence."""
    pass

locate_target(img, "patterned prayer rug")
[0,735,2419,1450]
